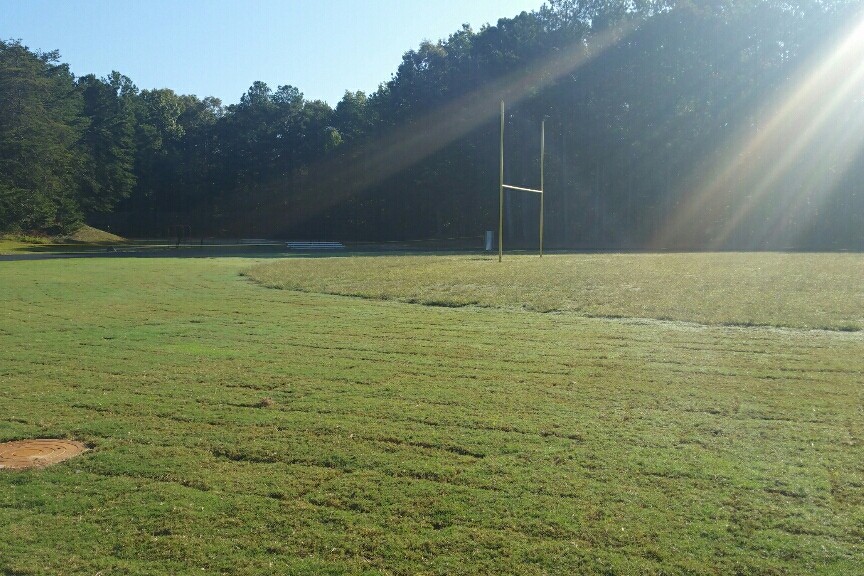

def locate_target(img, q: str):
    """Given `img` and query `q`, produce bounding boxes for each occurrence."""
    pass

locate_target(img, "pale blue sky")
[1,0,546,106]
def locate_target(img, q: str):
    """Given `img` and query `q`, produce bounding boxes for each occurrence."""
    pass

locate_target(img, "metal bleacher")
[285,241,345,251]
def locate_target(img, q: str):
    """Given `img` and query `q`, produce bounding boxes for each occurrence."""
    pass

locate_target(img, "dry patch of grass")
[246,252,864,330]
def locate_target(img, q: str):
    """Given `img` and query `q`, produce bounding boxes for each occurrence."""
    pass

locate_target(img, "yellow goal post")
[499,101,545,261]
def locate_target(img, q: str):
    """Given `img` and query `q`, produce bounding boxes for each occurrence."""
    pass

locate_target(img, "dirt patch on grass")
[0,439,87,470]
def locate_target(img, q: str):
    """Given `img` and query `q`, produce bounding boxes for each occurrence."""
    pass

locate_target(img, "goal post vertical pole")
[499,100,504,262]
[540,119,545,258]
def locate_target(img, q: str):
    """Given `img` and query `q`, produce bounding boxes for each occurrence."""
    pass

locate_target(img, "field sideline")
[1,254,862,575]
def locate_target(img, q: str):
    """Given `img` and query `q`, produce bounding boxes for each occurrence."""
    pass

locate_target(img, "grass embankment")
[1,256,862,575]
[0,225,125,254]
[247,253,864,331]
[64,224,126,244]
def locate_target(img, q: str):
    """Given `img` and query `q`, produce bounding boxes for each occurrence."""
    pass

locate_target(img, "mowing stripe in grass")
[1,257,862,575]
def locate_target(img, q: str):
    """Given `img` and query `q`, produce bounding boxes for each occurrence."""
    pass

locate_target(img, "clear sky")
[1,0,546,106]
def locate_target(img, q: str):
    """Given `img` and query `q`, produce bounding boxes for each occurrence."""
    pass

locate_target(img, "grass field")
[1,254,863,575]
[246,253,864,331]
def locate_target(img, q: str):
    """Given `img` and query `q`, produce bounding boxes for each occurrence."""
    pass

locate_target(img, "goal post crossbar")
[502,184,543,194]
[499,100,545,261]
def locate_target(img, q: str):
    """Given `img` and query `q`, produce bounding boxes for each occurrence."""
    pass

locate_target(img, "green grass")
[1,255,863,575]
[0,226,127,254]
[246,253,864,331]
[0,236,52,253]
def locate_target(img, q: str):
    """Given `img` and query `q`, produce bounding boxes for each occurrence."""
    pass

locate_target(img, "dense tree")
[2,0,862,249]
[0,40,84,232]
[76,73,136,213]
[333,91,372,145]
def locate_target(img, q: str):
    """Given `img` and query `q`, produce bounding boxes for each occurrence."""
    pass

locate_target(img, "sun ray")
[710,19,864,249]
[653,8,864,249]
[277,20,637,230]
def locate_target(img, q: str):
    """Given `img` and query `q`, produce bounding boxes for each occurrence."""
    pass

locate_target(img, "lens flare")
[654,9,864,249]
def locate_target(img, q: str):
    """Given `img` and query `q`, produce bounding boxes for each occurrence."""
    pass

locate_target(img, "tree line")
[2,0,862,249]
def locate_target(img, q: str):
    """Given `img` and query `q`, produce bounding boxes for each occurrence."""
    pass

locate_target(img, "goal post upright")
[540,119,545,258]
[499,100,504,263]
[498,101,546,261]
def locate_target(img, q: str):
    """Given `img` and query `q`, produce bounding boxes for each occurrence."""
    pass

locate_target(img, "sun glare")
[286,20,637,223]
[654,8,864,249]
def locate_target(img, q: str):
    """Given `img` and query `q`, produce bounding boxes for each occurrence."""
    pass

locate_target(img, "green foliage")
[76,73,136,212]
[0,40,85,233]
[334,91,372,144]
[0,256,862,574]
[0,44,136,233]
[1,232,52,244]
